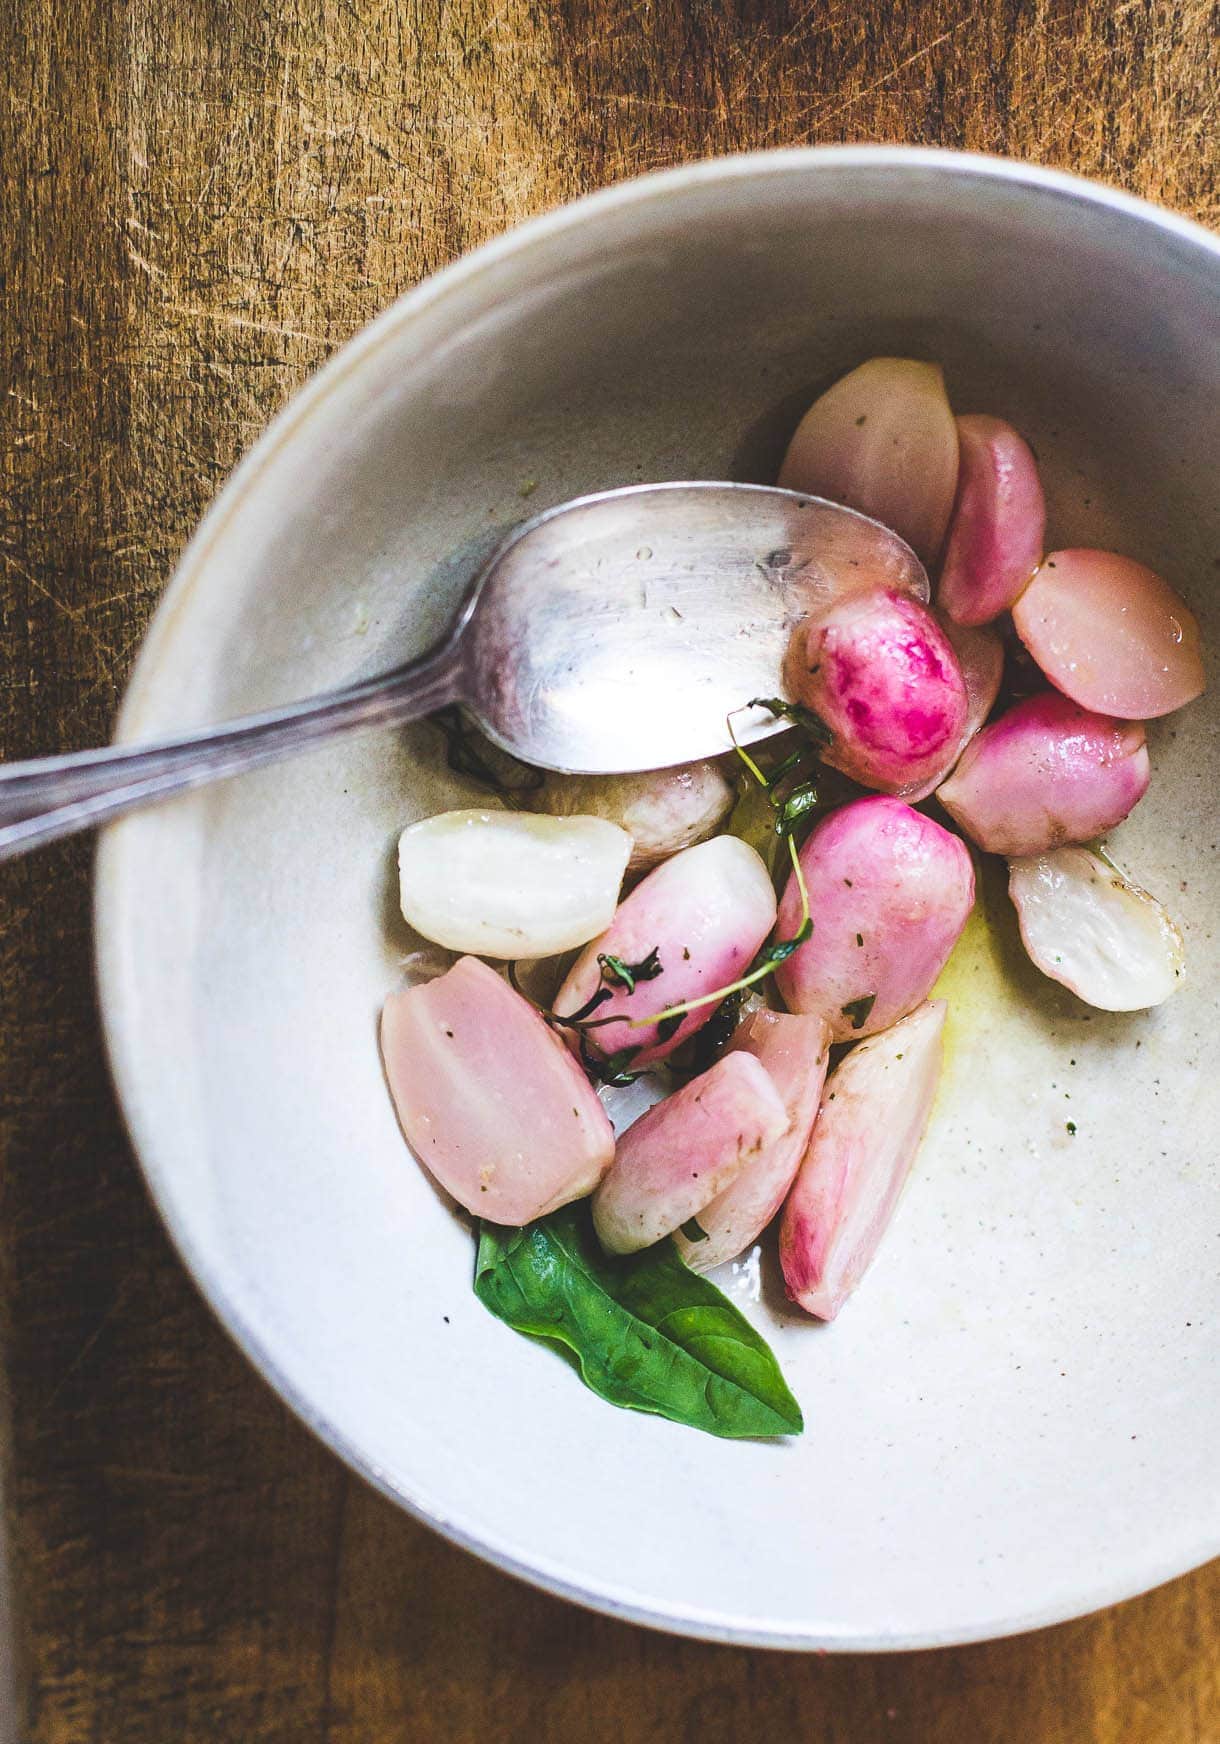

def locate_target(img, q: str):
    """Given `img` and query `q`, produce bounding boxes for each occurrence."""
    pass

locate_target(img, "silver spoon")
[0,482,926,859]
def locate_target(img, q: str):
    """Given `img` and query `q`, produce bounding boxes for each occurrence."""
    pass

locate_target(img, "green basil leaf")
[474,1205,803,1439]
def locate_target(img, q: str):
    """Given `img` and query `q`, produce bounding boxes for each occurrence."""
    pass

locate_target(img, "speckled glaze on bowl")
[95,148,1220,1650]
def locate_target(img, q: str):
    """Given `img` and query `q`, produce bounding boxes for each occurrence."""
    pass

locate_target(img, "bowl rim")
[94,144,1220,1652]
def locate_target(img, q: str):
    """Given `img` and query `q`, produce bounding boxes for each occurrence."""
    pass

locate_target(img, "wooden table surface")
[3,1,1218,1737]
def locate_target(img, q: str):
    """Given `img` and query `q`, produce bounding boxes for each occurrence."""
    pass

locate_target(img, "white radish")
[674,1010,830,1272]
[398,808,631,958]
[592,1052,789,1255]
[780,1001,946,1320]
[381,956,614,1224]
[527,761,734,872]
[1008,847,1185,1011]
[778,358,959,563]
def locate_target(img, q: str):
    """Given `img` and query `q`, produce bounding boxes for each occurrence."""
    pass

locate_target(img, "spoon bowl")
[463,482,927,771]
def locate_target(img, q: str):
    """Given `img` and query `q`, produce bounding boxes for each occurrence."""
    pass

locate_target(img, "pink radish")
[938,414,1045,626]
[674,1010,831,1272]
[778,358,959,563]
[554,836,776,1068]
[1012,548,1204,719]
[592,1052,789,1255]
[937,691,1150,858]
[775,797,973,1042]
[781,1000,946,1320]
[381,956,614,1224]
[788,586,968,795]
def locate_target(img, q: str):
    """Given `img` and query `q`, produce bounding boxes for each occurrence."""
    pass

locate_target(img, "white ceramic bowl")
[96,148,1220,1649]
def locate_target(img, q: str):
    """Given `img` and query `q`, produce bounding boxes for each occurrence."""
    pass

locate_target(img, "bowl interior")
[97,152,1220,1648]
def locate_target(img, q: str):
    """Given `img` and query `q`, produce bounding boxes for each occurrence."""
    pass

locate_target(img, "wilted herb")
[511,949,666,1088]
[598,947,663,995]
[629,707,817,1038]
[747,695,833,749]
[841,993,877,1032]
[578,1036,644,1087]
[686,987,745,1075]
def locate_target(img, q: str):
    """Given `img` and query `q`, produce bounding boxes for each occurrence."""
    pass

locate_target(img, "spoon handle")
[0,641,465,860]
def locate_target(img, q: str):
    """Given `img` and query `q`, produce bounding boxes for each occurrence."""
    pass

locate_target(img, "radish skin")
[938,414,1045,626]
[674,1010,831,1272]
[593,1052,789,1255]
[775,797,974,1041]
[554,836,777,1068]
[937,691,1150,858]
[1012,548,1204,719]
[788,586,969,796]
[781,1001,946,1320]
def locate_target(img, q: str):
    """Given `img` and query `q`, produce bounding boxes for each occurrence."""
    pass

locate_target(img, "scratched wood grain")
[1,0,1218,1738]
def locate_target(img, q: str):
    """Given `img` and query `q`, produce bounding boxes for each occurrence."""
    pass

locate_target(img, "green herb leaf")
[597,947,663,995]
[774,783,820,837]
[578,1036,643,1087]
[474,1206,803,1439]
[841,993,877,1031]
[686,987,745,1075]
[747,695,834,748]
[754,914,814,971]
[654,1011,683,1045]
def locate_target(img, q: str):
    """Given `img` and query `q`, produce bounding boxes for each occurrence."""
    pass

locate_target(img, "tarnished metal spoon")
[0,482,926,858]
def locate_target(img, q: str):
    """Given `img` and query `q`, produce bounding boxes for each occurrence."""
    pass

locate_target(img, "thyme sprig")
[628,701,821,1035]
[508,950,666,1088]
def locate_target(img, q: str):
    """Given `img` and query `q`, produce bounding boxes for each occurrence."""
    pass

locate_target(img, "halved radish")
[1012,548,1204,719]
[780,1001,946,1320]
[673,1010,830,1272]
[554,836,777,1068]
[398,808,631,958]
[592,1052,789,1254]
[938,414,1045,626]
[1008,847,1185,1010]
[381,957,614,1224]
[778,358,959,563]
[937,691,1149,858]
